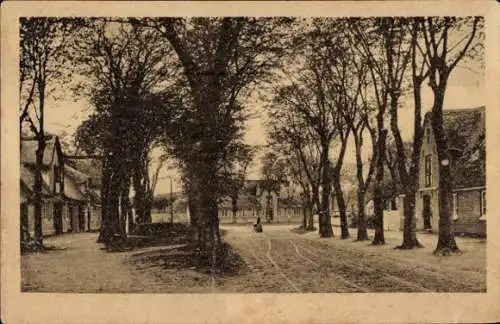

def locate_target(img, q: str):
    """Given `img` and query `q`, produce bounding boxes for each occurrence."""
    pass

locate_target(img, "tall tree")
[145,17,290,266]
[20,17,82,247]
[344,78,378,242]
[296,18,355,238]
[221,145,256,224]
[350,17,412,244]
[419,17,483,255]
[284,147,317,230]
[267,106,322,231]
[261,150,288,223]
[271,63,339,237]
[394,18,430,249]
[74,20,180,244]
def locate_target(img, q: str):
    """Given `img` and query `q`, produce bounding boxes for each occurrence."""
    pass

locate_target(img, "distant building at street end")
[218,179,303,224]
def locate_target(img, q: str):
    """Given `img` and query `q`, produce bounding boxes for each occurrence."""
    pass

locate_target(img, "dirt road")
[21,225,486,293]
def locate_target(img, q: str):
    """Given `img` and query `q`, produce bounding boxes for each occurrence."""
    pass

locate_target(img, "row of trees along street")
[19,17,483,269]
[265,17,483,254]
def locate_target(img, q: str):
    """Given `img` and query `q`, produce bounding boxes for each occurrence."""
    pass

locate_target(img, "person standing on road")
[254,217,263,233]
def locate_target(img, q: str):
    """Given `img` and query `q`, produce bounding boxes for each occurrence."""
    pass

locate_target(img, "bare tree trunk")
[98,158,112,244]
[32,80,47,248]
[302,204,308,229]
[319,148,333,238]
[119,175,131,236]
[191,160,222,266]
[356,188,369,241]
[310,188,320,230]
[372,130,387,245]
[397,82,424,248]
[132,155,152,224]
[98,155,125,245]
[333,173,349,239]
[33,143,45,247]
[231,194,238,224]
[431,89,459,255]
[399,188,423,249]
[21,203,30,243]
[302,193,314,230]
[188,189,198,228]
[398,79,424,248]
[132,171,146,223]
[354,132,369,241]
[144,197,152,224]
[208,192,221,270]
[307,208,314,230]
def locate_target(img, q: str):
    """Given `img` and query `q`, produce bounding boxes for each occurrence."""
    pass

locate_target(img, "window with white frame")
[425,155,432,187]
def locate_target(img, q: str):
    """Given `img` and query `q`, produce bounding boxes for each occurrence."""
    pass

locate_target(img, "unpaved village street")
[22,225,486,293]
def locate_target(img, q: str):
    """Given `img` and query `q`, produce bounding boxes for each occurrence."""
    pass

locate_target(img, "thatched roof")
[20,164,52,199]
[20,135,62,167]
[63,167,87,201]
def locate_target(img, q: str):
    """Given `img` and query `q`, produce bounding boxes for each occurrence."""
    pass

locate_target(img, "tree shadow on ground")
[116,223,247,278]
[129,241,247,278]
[21,241,68,255]
[104,223,195,252]
[290,226,317,235]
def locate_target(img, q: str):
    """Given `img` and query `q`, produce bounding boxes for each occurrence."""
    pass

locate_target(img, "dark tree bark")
[97,154,125,245]
[353,127,374,241]
[372,130,388,245]
[333,174,349,239]
[20,203,30,243]
[319,143,334,238]
[307,202,314,230]
[97,158,111,243]
[397,35,425,248]
[431,87,459,255]
[133,169,149,224]
[420,17,481,255]
[302,204,308,229]
[119,175,131,235]
[33,143,45,247]
[356,188,368,241]
[331,132,350,239]
[231,194,238,224]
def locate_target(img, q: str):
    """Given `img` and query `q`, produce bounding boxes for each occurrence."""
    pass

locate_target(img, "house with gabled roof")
[21,135,66,237]
[20,134,102,239]
[416,106,486,236]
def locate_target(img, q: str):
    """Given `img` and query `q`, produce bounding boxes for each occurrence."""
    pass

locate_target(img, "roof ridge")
[442,106,485,113]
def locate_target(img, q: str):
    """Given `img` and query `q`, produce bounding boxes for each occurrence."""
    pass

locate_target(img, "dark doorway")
[78,204,86,232]
[53,202,63,235]
[423,195,432,229]
[70,205,79,232]
[87,206,92,232]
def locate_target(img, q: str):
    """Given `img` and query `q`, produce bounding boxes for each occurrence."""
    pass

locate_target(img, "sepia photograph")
[2,1,499,323]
